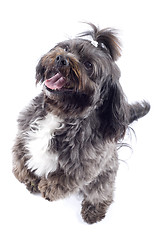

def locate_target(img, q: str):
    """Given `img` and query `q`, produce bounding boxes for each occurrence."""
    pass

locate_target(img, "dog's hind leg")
[80,169,117,224]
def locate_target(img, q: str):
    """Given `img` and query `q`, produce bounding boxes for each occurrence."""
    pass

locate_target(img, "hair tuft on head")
[78,22,121,61]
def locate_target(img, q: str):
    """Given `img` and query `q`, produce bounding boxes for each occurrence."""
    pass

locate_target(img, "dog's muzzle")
[43,49,83,92]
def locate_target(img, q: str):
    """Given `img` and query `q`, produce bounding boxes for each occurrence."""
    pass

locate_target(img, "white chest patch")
[26,113,63,177]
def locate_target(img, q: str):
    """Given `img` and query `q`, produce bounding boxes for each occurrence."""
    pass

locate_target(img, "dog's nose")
[55,55,68,68]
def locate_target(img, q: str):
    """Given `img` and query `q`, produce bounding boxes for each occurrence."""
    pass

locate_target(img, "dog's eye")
[64,45,69,52]
[84,61,93,70]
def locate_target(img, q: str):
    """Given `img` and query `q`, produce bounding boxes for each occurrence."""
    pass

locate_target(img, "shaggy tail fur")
[129,101,150,124]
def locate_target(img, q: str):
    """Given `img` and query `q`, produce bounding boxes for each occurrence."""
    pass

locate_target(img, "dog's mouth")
[44,72,75,92]
[45,73,66,90]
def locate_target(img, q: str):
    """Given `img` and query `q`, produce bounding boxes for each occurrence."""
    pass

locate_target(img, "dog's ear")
[35,58,45,84]
[97,75,128,141]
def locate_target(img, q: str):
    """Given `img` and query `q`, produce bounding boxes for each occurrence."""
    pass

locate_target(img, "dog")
[12,23,150,224]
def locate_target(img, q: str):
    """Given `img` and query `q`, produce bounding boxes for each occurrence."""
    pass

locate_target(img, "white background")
[0,0,159,239]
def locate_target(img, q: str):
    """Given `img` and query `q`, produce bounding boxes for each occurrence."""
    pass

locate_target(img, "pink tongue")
[45,73,66,90]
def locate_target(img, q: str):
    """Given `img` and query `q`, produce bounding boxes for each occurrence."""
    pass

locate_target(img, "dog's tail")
[128,101,150,124]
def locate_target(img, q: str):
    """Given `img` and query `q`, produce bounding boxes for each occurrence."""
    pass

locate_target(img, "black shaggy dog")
[13,23,150,224]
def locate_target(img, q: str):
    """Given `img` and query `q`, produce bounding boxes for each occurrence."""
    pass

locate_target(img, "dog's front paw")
[81,200,112,224]
[38,177,67,201]
[38,178,55,201]
[26,179,40,193]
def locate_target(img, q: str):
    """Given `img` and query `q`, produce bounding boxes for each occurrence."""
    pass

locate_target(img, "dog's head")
[36,23,128,140]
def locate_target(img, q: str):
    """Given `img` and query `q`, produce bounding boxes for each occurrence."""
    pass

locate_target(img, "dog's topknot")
[78,23,121,61]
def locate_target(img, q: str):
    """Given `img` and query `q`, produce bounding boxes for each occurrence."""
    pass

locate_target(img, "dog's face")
[37,39,105,97]
[36,24,127,140]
